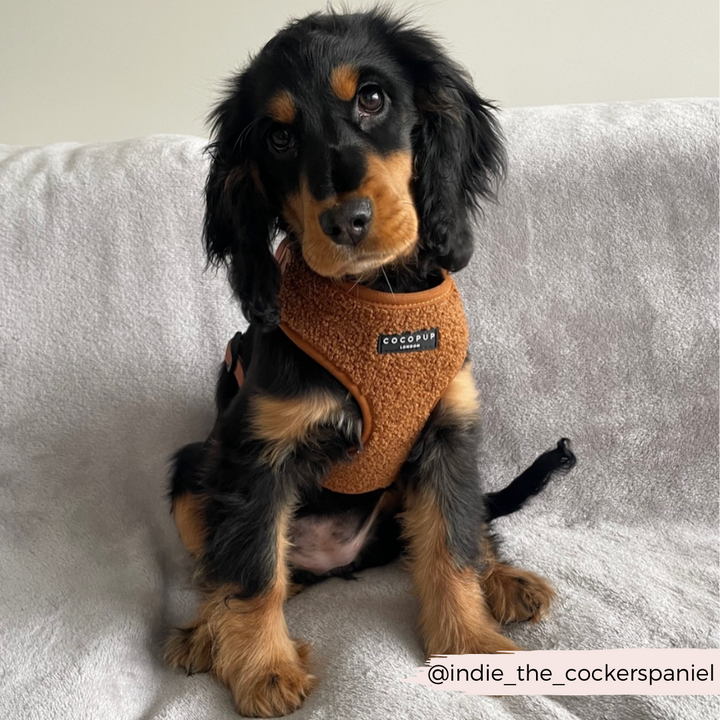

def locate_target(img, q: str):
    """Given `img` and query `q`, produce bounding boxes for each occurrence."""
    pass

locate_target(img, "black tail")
[485,438,576,521]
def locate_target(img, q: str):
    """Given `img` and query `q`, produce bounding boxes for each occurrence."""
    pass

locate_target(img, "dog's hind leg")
[169,442,209,558]
[165,443,215,672]
[479,440,576,624]
[164,613,214,676]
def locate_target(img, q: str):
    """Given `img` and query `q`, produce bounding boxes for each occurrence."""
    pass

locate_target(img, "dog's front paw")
[165,622,213,675]
[483,565,556,624]
[222,641,316,718]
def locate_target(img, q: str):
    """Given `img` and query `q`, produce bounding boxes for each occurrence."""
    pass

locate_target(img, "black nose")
[319,198,373,246]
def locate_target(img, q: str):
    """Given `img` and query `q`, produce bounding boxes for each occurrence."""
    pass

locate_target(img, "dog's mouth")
[282,151,419,279]
[300,232,416,280]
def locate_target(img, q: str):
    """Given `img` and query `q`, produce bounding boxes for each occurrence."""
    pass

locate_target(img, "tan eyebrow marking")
[267,90,296,124]
[330,65,359,101]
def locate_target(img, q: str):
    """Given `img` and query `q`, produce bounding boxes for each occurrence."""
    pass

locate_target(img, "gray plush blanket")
[0,98,717,719]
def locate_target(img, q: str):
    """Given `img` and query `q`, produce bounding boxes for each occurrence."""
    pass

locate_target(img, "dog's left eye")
[357,85,384,114]
[268,127,295,153]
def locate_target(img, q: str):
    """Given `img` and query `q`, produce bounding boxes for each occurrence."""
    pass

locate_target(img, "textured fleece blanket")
[0,98,717,719]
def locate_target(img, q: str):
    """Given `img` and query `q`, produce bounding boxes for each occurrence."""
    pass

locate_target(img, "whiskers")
[232,118,260,156]
[343,276,363,294]
[342,266,376,294]
[381,267,395,296]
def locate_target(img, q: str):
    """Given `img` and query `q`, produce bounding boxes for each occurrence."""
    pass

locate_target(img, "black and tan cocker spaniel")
[165,9,575,717]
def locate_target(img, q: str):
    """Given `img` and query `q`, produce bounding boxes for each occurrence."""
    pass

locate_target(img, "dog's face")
[253,53,420,279]
[205,11,505,328]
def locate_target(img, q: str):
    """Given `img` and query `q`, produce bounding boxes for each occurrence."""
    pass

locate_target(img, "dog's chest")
[277,251,469,495]
[287,504,381,575]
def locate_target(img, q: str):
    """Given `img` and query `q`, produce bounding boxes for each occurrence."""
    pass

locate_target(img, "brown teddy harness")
[225,243,469,494]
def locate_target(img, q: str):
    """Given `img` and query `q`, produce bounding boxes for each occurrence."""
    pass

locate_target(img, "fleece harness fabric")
[225,247,470,493]
[275,247,469,494]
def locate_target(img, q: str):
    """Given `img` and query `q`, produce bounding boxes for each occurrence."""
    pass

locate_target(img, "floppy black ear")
[204,75,281,329]
[387,23,506,272]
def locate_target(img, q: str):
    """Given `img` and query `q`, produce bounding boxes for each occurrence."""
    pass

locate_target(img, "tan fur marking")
[402,490,521,655]
[439,362,480,425]
[355,152,418,257]
[165,511,316,717]
[267,90,296,124]
[283,151,418,278]
[330,65,359,101]
[251,392,345,468]
[482,563,556,624]
[283,190,306,239]
[172,493,207,558]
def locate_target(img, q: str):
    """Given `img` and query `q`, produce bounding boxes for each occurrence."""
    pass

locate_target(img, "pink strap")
[224,341,245,387]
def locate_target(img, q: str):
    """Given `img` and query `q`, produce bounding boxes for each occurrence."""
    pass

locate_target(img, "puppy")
[166,10,575,717]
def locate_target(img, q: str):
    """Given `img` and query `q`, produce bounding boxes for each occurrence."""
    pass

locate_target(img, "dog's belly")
[288,504,381,575]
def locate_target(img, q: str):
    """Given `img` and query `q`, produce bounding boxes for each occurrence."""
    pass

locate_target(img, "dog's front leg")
[166,387,361,716]
[204,515,314,717]
[401,363,520,655]
[168,477,315,716]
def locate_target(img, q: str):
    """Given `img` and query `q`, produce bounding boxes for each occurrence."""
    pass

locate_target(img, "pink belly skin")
[287,503,381,575]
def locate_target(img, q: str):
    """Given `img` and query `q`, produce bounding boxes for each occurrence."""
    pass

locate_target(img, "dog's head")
[205,10,505,328]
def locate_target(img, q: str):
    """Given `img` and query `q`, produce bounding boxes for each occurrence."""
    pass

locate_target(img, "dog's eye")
[268,127,295,153]
[357,85,384,114]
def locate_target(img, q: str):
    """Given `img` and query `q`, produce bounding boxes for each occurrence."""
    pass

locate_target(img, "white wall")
[0,0,717,145]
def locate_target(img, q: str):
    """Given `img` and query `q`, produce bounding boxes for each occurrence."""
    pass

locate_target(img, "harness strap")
[224,331,245,387]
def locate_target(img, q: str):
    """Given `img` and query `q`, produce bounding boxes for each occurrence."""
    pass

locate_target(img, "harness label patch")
[377,328,439,354]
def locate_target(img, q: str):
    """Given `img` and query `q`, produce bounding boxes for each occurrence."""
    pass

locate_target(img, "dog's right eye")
[268,127,295,153]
